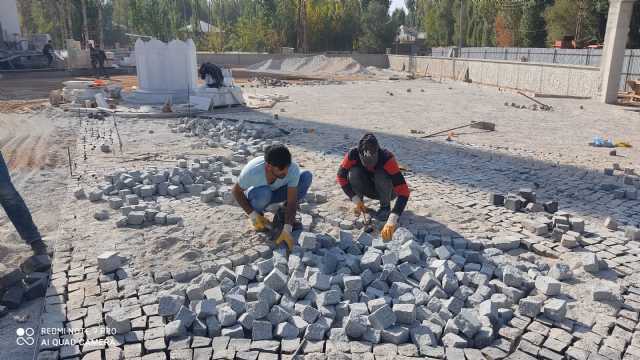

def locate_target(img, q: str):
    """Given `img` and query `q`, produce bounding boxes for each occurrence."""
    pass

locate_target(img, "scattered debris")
[517,91,553,111]
[422,121,495,139]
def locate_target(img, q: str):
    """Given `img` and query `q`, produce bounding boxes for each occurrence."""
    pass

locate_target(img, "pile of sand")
[248,55,369,76]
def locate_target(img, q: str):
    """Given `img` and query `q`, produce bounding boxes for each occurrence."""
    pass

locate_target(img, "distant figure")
[89,43,107,79]
[198,62,224,88]
[42,40,54,66]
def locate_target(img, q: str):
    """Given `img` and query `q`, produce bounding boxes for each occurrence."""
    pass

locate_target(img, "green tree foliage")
[421,0,454,46]
[359,0,392,52]
[544,0,603,46]
[13,0,640,52]
[520,1,547,47]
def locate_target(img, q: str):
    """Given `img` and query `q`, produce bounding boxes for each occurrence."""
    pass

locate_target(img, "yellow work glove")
[249,211,270,231]
[352,196,366,216]
[275,224,295,251]
[381,213,399,241]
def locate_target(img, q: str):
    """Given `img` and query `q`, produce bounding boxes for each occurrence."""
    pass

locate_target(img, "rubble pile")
[0,256,52,312]
[76,116,291,229]
[602,164,639,201]
[76,157,250,227]
[171,117,285,150]
[489,188,558,214]
[504,102,552,111]
[247,78,292,88]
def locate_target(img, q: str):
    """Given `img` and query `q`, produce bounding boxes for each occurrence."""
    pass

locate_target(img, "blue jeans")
[247,171,313,213]
[0,152,41,244]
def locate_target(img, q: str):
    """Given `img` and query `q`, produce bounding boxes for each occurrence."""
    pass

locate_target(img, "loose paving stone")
[105,308,132,334]
[368,305,396,330]
[159,295,185,316]
[543,298,567,322]
[98,251,124,274]
[535,276,562,296]
[593,283,623,303]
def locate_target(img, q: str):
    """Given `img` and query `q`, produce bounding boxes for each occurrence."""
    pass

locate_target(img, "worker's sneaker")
[376,206,391,222]
[30,240,50,256]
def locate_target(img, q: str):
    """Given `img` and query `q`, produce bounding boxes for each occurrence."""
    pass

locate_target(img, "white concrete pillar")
[600,0,637,103]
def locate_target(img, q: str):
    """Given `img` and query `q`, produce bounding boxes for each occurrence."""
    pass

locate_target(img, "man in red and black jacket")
[337,133,410,241]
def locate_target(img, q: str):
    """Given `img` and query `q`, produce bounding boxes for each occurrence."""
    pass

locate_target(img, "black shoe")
[30,240,49,256]
[376,206,391,222]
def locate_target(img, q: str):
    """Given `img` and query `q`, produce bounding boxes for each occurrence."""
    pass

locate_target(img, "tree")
[544,0,600,46]
[495,14,512,46]
[359,0,392,52]
[391,8,406,28]
[405,0,417,27]
[81,0,89,46]
[421,0,454,46]
[520,1,547,47]
[97,0,104,46]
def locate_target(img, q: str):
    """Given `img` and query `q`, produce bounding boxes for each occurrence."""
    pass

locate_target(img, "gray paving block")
[264,268,287,292]
[368,304,396,330]
[251,320,272,341]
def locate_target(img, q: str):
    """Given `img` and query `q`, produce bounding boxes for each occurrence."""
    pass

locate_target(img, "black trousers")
[348,167,395,207]
[92,60,105,78]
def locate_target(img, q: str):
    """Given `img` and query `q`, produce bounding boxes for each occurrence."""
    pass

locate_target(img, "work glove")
[352,195,367,216]
[275,224,295,251]
[381,213,399,241]
[249,211,270,232]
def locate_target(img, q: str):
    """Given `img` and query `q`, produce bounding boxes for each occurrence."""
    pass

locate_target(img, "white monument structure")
[124,38,243,108]
[0,0,21,42]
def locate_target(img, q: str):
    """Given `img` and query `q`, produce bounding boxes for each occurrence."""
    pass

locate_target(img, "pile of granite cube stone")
[489,188,558,215]
[75,154,263,227]
[94,224,582,357]
[602,164,639,200]
[170,117,285,152]
[0,255,52,314]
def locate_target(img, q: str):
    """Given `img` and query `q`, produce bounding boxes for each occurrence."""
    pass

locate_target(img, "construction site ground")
[2,76,640,359]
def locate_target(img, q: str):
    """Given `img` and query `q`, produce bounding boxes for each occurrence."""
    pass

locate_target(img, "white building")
[0,0,21,42]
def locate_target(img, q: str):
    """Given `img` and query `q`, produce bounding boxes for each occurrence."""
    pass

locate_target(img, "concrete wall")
[0,0,21,41]
[388,55,601,98]
[196,52,388,68]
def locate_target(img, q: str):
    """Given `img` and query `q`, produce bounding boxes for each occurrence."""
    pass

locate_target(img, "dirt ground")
[1,75,640,358]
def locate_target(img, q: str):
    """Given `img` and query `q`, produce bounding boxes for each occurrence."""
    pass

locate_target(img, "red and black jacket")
[337,147,410,216]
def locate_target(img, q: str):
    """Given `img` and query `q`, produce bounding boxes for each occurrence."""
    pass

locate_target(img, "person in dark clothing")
[42,40,54,66]
[199,62,224,88]
[89,43,107,78]
[337,133,410,241]
[0,152,49,258]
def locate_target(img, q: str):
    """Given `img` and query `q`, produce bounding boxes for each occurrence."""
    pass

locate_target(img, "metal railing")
[429,47,640,91]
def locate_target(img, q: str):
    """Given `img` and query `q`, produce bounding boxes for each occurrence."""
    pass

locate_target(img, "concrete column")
[600,0,637,103]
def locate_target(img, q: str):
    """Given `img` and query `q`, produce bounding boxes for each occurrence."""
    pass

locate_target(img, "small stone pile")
[76,156,250,228]
[247,77,292,88]
[503,102,552,111]
[170,117,284,153]
[603,165,639,200]
[0,255,52,314]
[97,225,582,357]
[490,188,558,214]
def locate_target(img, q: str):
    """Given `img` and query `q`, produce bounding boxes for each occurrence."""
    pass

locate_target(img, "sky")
[389,0,408,14]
